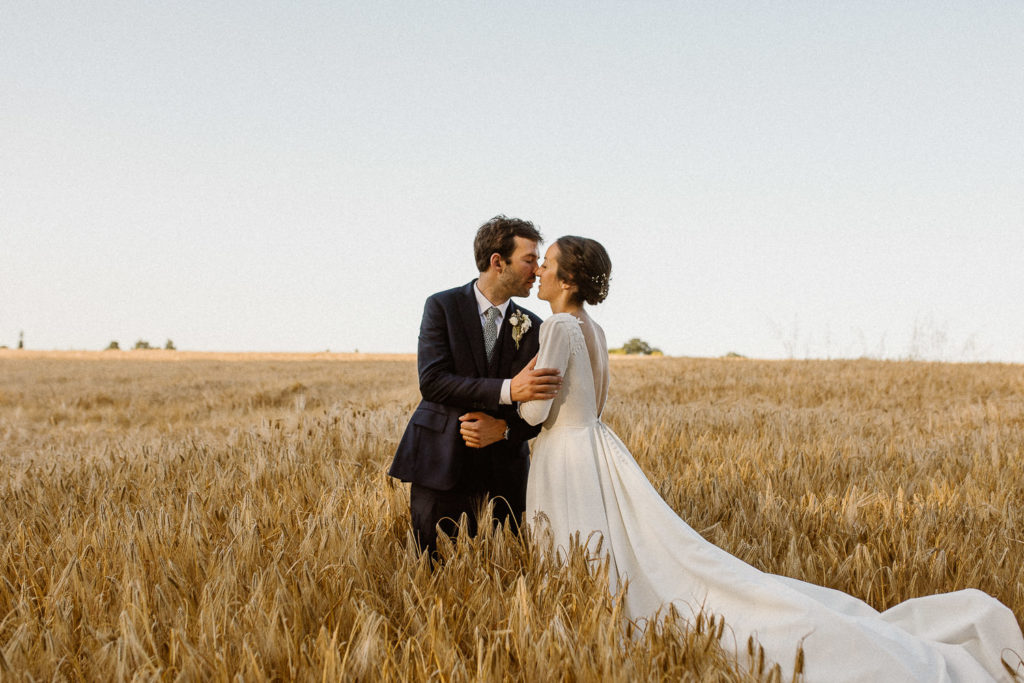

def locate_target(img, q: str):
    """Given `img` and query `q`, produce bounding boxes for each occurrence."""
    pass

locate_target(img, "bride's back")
[580,313,609,418]
[532,312,609,429]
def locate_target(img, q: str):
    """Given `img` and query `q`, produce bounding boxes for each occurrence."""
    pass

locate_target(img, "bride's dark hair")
[554,236,612,305]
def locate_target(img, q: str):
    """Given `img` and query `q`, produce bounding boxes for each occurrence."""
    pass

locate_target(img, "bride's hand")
[511,355,561,402]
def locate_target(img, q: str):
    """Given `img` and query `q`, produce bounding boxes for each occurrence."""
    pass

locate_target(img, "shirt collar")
[474,280,511,318]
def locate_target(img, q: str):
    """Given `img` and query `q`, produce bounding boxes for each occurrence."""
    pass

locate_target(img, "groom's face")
[499,237,541,298]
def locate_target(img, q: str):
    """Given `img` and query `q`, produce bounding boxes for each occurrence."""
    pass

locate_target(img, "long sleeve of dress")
[519,315,575,426]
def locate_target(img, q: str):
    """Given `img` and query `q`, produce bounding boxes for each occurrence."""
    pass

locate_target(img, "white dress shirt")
[473,282,513,405]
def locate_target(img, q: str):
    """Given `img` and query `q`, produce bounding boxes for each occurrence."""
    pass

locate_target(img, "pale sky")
[3,2,1022,361]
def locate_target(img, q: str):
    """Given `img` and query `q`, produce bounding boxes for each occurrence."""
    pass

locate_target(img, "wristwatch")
[503,424,511,441]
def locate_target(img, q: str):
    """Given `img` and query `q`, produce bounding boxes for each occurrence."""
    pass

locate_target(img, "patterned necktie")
[483,306,500,361]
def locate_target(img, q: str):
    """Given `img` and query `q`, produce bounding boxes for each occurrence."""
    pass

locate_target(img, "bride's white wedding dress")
[521,313,1024,682]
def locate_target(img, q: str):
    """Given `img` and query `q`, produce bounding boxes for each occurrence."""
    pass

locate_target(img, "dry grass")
[1,351,1022,681]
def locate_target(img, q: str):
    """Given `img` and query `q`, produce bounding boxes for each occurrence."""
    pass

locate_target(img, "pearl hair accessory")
[591,272,610,300]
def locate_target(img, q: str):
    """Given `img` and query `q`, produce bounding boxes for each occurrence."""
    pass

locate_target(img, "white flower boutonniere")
[508,309,532,349]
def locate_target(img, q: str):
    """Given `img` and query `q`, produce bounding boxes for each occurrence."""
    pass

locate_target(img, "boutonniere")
[508,309,532,349]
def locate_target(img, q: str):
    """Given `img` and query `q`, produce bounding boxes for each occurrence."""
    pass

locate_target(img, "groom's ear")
[489,252,503,272]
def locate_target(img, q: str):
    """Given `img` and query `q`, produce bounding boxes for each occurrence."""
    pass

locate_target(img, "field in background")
[1,352,1022,680]
[0,349,416,362]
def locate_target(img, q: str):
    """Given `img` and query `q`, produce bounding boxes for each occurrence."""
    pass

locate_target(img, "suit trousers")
[410,446,529,559]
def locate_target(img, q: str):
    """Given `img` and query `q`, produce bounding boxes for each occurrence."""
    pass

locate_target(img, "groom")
[389,215,561,558]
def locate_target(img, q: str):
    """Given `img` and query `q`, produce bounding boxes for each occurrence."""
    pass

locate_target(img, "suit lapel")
[493,301,518,376]
[457,281,488,377]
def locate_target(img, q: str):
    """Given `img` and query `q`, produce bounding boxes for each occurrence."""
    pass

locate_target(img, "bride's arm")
[518,318,573,426]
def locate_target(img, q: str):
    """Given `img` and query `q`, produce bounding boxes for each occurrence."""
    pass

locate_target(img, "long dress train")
[520,313,1024,682]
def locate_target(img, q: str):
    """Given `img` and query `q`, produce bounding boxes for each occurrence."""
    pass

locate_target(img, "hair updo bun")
[554,236,612,305]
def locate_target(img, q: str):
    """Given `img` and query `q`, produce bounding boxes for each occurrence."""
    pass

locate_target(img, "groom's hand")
[459,412,507,449]
[510,356,561,402]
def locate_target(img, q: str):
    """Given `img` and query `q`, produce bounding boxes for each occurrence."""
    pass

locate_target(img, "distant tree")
[618,337,661,355]
[133,339,152,350]
[106,340,121,350]
[18,331,24,349]
[164,339,176,350]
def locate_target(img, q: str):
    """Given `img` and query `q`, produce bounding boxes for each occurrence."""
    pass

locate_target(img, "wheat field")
[1,350,1022,681]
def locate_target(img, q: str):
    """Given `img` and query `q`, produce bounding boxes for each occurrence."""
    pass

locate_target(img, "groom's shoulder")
[511,301,543,325]
[426,281,474,306]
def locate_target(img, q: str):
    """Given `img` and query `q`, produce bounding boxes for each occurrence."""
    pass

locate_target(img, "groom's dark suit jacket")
[389,280,543,491]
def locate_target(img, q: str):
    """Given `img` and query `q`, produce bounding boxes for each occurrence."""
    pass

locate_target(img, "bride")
[518,236,1024,682]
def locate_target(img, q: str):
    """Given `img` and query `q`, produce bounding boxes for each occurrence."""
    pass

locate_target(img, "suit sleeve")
[505,405,542,444]
[518,317,573,427]
[418,295,503,410]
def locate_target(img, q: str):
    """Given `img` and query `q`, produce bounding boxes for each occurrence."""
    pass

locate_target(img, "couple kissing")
[387,215,1024,682]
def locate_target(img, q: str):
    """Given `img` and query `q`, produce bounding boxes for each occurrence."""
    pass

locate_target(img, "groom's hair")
[474,216,542,272]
